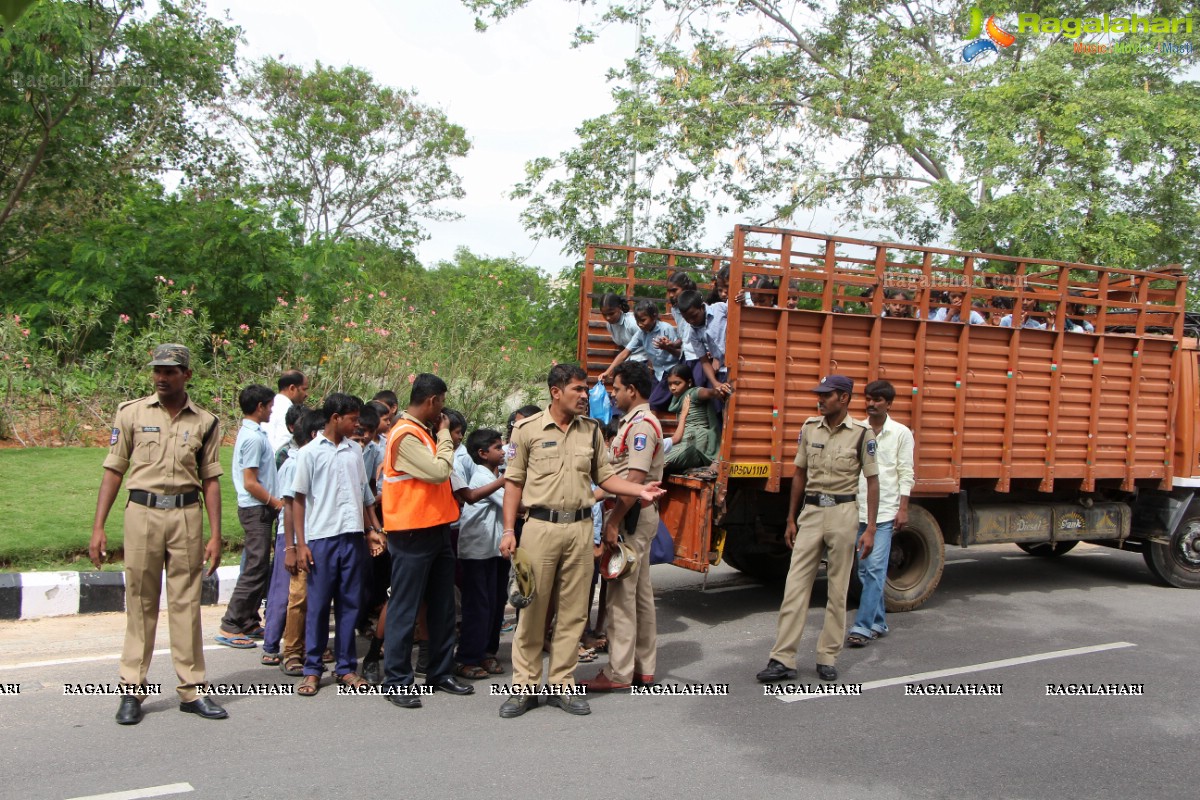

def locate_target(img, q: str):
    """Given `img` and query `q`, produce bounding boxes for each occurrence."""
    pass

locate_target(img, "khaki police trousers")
[511,517,592,687]
[119,502,207,701]
[768,501,857,669]
[602,505,658,683]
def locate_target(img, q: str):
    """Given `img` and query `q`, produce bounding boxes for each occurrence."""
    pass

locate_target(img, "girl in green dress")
[664,363,720,474]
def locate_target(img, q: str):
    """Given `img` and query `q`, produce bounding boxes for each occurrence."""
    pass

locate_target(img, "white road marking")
[65,782,193,800]
[943,558,978,564]
[701,583,759,594]
[0,645,222,672]
[779,641,1137,702]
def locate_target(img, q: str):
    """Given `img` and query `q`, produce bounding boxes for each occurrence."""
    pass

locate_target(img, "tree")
[464,1,1200,280]
[224,59,471,250]
[0,0,240,266]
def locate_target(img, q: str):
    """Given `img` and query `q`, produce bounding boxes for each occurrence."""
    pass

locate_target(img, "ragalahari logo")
[962,6,1016,62]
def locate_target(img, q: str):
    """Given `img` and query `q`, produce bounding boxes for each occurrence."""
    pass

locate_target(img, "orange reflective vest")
[381,419,460,531]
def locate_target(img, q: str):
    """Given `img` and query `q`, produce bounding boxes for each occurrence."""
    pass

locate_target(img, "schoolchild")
[217,384,283,649]
[663,364,720,474]
[597,293,647,379]
[676,289,733,400]
[604,300,681,413]
[292,393,384,695]
[453,429,511,679]
[265,410,324,673]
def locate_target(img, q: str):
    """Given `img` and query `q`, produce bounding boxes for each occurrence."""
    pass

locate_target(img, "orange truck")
[578,225,1200,610]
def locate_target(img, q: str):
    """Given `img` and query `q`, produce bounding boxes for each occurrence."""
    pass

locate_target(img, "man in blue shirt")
[217,384,285,648]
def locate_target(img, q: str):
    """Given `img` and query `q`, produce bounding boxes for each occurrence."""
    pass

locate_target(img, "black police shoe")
[179,696,228,719]
[545,695,591,716]
[816,663,838,682]
[755,659,798,683]
[385,690,423,709]
[361,658,381,686]
[498,695,538,719]
[116,695,143,725]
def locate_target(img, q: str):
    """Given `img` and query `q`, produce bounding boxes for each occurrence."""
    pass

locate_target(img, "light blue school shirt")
[1000,314,1047,330]
[362,439,382,490]
[277,448,299,500]
[607,311,647,361]
[670,306,701,360]
[291,433,375,541]
[233,419,278,508]
[932,307,986,325]
[458,467,504,559]
[685,301,729,370]
[454,444,475,486]
[632,319,683,379]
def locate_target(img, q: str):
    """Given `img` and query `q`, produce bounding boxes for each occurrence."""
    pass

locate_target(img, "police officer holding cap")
[498,364,665,718]
[757,374,879,684]
[90,344,228,724]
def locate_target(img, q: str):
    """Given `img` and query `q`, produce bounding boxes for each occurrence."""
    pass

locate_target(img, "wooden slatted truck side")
[579,226,1200,610]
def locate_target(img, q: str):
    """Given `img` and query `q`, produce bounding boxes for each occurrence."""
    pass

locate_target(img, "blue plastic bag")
[650,521,675,565]
[589,381,613,424]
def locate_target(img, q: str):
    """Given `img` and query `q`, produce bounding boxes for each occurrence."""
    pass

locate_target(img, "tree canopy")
[465,0,1200,280]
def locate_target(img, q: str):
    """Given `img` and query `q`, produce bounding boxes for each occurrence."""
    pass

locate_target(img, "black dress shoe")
[755,659,798,683]
[498,695,538,718]
[116,695,143,725]
[427,676,475,695]
[361,658,381,686]
[545,694,591,716]
[385,690,423,709]
[179,696,228,719]
[816,663,838,682]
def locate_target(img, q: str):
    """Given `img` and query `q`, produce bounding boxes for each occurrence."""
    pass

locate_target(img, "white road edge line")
[0,645,222,672]
[943,558,978,564]
[65,782,194,800]
[779,641,1137,703]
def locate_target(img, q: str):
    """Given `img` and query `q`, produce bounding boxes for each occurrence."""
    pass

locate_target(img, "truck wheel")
[1015,541,1079,557]
[1143,516,1200,589]
[884,505,945,612]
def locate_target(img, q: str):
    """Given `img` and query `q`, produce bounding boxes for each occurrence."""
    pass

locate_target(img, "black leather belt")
[129,490,200,509]
[527,507,592,524]
[805,493,856,507]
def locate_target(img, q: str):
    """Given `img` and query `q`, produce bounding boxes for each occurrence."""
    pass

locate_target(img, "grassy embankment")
[0,447,247,571]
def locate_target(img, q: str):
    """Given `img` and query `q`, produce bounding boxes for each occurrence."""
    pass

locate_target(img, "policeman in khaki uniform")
[583,362,665,692]
[498,364,665,719]
[90,344,228,725]
[757,375,879,684]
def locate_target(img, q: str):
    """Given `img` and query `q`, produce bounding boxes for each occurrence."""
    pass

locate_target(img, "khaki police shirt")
[505,408,616,511]
[794,414,878,495]
[102,393,223,493]
[610,403,665,482]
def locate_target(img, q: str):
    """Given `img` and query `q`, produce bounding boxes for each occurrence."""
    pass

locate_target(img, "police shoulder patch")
[866,439,877,457]
[633,433,648,451]
[110,428,120,446]
[504,442,516,460]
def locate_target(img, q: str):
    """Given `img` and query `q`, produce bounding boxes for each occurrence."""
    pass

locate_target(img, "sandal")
[846,632,877,648]
[337,672,368,690]
[215,633,257,649]
[260,651,283,667]
[481,657,505,675]
[584,632,608,653]
[280,656,304,677]
[321,648,334,663]
[243,626,266,640]
[578,644,597,663]
[454,663,489,680]
[297,675,320,697]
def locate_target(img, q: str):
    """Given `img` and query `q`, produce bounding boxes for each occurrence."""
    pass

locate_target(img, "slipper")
[280,656,304,677]
[260,651,283,667]
[584,632,608,653]
[215,634,257,649]
[500,621,516,633]
[337,672,368,690]
[243,626,266,640]
[455,663,489,680]
[297,675,320,697]
[845,632,878,648]
[322,648,334,663]
[578,645,597,663]
[481,657,505,675]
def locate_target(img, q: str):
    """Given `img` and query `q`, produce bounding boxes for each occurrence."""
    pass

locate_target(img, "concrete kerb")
[0,565,240,621]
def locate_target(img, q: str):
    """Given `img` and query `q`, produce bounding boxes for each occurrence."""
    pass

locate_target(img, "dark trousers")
[220,505,276,633]
[383,525,456,687]
[263,531,291,654]
[457,556,510,665]
[648,372,673,413]
[303,533,366,677]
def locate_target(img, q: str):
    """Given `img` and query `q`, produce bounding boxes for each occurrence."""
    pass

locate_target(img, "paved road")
[1,543,1194,800]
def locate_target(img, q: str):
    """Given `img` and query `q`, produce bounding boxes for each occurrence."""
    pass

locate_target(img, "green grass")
[0,447,247,572]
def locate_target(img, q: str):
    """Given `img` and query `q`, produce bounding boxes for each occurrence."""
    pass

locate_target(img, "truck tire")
[884,505,945,612]
[1015,541,1079,557]
[1143,515,1200,589]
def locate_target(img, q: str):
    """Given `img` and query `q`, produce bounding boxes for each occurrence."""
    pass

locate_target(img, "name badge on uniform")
[183,431,189,443]
[633,433,648,451]
[541,441,558,448]
[812,443,824,449]
[142,426,160,432]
